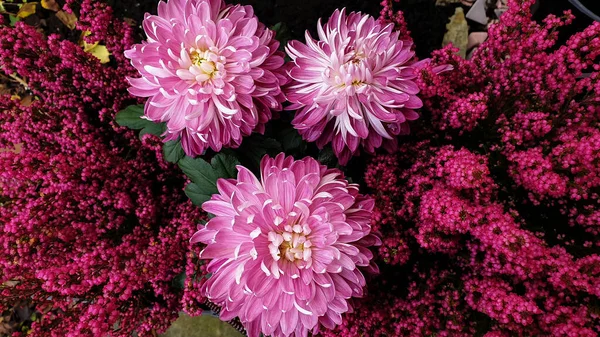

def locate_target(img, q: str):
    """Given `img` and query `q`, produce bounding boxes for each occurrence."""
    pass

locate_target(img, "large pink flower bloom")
[191,153,380,337]
[124,0,287,156]
[285,9,426,165]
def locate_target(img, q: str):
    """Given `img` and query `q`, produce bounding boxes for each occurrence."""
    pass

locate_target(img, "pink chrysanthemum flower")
[285,9,427,165]
[124,0,287,156]
[191,153,380,337]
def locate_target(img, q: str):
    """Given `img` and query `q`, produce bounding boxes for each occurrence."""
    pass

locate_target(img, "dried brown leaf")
[56,10,77,29]
[124,17,136,26]
[20,95,34,107]
[41,0,60,12]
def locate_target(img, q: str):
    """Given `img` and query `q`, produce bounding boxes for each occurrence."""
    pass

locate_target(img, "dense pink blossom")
[378,0,411,42]
[191,154,380,337]
[415,0,600,227]
[0,7,208,336]
[124,0,287,156]
[285,9,447,165]
[328,0,600,335]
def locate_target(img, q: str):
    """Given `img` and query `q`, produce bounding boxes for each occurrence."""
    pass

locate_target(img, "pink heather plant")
[0,9,207,335]
[285,9,449,165]
[124,0,287,156]
[320,0,600,336]
[190,153,380,337]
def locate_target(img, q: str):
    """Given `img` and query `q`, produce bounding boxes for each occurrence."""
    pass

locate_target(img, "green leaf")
[9,15,20,27]
[171,272,186,289]
[277,127,306,154]
[179,153,240,207]
[163,140,184,164]
[270,22,291,51]
[115,105,147,129]
[115,104,165,139]
[211,152,240,178]
[185,183,212,206]
[138,122,165,139]
[178,157,220,189]
[271,22,283,33]
[317,145,337,167]
[233,134,282,171]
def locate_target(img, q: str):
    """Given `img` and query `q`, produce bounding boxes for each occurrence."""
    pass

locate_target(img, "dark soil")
[110,0,452,59]
[233,0,454,59]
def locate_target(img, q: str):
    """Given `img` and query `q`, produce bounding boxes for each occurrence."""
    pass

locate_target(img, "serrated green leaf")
[317,146,337,167]
[179,153,240,207]
[211,152,240,178]
[115,105,147,129]
[178,156,219,189]
[9,15,20,27]
[271,22,282,32]
[116,105,165,139]
[163,140,184,163]
[185,183,212,206]
[234,134,282,170]
[138,122,165,139]
[277,127,306,153]
[270,22,291,51]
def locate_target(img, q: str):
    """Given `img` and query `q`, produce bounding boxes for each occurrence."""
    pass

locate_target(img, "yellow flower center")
[279,232,308,262]
[190,50,218,80]
[268,226,313,263]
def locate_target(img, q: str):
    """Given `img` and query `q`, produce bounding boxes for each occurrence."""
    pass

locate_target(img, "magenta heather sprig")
[321,0,600,335]
[3,0,600,336]
[416,0,600,232]
[0,18,206,337]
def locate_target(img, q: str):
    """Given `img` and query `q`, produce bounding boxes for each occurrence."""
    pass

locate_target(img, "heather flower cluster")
[3,0,600,336]
[324,0,600,335]
[191,154,379,337]
[416,0,600,231]
[0,7,207,336]
[124,0,287,157]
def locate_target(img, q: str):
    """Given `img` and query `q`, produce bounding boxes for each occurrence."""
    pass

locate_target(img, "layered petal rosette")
[124,0,287,156]
[191,153,380,337]
[285,9,425,165]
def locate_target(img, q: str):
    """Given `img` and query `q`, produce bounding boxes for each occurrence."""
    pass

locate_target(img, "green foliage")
[270,22,292,51]
[228,134,283,173]
[317,145,337,167]
[171,272,186,290]
[178,153,240,207]
[276,126,307,157]
[9,15,20,26]
[115,104,165,139]
[163,140,185,164]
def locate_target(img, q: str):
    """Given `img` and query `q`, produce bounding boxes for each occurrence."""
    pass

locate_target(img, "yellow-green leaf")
[79,31,111,64]
[8,15,20,27]
[17,3,38,19]
[86,43,110,63]
[41,0,60,12]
